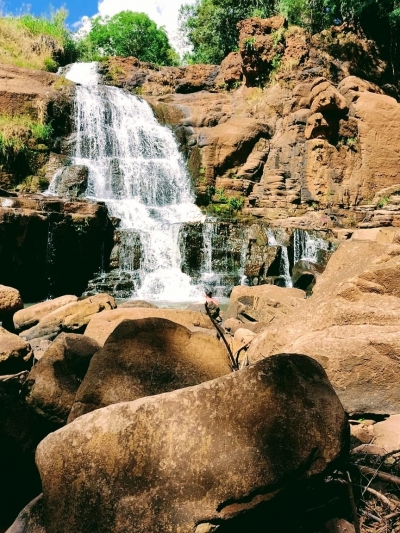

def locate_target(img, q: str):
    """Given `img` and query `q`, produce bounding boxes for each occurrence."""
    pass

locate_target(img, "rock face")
[0,197,114,302]
[100,21,400,227]
[24,333,100,426]
[0,64,74,192]
[36,354,348,533]
[247,232,400,414]
[0,327,32,374]
[84,308,213,346]
[68,318,230,421]
[20,293,116,342]
[49,166,89,197]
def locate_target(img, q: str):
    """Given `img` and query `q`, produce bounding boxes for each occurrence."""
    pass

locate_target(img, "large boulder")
[0,327,32,374]
[247,237,400,414]
[13,296,78,333]
[0,285,23,325]
[69,318,230,422]
[20,294,116,342]
[36,354,348,533]
[5,495,45,533]
[225,284,305,323]
[23,334,100,426]
[84,308,213,347]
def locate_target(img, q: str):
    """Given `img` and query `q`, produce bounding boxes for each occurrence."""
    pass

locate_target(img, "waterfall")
[293,229,329,264]
[266,229,292,288]
[49,62,204,302]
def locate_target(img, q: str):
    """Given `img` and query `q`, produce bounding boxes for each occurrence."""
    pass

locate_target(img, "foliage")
[377,196,391,207]
[0,114,52,158]
[0,9,78,71]
[179,0,276,64]
[78,11,179,65]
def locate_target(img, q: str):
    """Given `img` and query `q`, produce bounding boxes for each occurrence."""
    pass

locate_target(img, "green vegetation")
[377,196,391,208]
[180,0,400,66]
[0,115,53,158]
[78,11,179,65]
[0,9,78,71]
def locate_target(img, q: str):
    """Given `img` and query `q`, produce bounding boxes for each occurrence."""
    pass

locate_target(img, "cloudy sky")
[7,0,195,51]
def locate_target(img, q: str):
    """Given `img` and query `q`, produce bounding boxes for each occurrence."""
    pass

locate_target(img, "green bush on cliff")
[78,11,179,66]
[0,9,78,71]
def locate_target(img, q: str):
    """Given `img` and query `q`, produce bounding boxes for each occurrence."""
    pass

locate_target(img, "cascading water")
[49,62,204,301]
[266,229,293,288]
[293,229,329,264]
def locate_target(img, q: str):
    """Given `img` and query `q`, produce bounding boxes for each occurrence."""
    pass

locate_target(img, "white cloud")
[95,0,195,53]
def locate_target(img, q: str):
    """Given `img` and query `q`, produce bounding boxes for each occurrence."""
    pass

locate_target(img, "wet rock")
[13,296,78,333]
[84,308,213,347]
[20,294,116,342]
[24,333,100,426]
[0,327,33,374]
[68,318,230,421]
[37,354,348,533]
[49,166,88,197]
[118,300,158,309]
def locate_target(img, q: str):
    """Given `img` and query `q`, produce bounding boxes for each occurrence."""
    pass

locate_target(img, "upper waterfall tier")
[49,62,204,302]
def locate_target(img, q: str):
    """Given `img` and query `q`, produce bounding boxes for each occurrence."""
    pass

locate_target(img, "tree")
[179,0,276,64]
[79,11,179,66]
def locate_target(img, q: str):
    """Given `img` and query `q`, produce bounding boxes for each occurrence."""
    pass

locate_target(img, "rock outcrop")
[69,318,230,421]
[0,197,114,301]
[247,230,400,414]
[36,354,348,533]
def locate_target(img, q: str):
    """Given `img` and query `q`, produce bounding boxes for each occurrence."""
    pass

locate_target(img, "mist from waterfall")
[49,62,204,302]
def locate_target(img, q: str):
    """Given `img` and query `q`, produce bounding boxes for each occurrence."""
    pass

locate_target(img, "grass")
[0,114,53,157]
[0,9,77,71]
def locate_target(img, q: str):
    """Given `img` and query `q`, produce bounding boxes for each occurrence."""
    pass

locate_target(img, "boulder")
[118,300,158,309]
[50,166,88,197]
[0,327,33,374]
[23,333,100,426]
[5,495,45,533]
[13,296,78,333]
[247,238,400,414]
[369,415,400,454]
[0,285,23,322]
[84,308,213,347]
[36,354,348,533]
[225,284,305,323]
[68,318,230,422]
[20,294,116,342]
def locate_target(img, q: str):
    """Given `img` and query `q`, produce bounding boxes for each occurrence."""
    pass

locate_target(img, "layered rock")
[247,230,400,414]
[0,196,114,301]
[69,318,230,421]
[36,354,348,533]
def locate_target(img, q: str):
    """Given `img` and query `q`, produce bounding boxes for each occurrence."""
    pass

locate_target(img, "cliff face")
[102,18,400,228]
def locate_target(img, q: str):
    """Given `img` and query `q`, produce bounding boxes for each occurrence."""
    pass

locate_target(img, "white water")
[266,229,292,287]
[49,62,204,301]
[293,229,329,264]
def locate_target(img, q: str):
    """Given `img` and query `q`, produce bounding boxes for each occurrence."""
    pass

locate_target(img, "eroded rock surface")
[37,354,348,533]
[69,318,230,421]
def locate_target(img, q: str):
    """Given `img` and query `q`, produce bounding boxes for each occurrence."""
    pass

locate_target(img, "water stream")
[49,62,204,302]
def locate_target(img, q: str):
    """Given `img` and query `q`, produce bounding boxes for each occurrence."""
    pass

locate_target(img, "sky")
[4,0,194,50]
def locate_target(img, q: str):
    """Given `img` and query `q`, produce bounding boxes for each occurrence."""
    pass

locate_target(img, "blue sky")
[4,0,194,49]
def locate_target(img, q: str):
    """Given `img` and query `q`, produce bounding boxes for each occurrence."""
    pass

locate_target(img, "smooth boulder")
[37,354,348,533]
[0,284,23,325]
[5,495,45,533]
[24,333,100,425]
[84,308,213,346]
[13,295,78,333]
[20,294,116,342]
[69,318,230,421]
[0,326,32,374]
